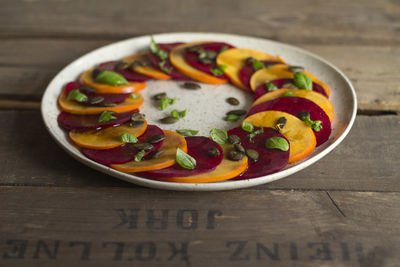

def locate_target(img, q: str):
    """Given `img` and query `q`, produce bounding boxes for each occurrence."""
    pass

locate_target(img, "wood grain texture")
[1,186,400,266]
[0,110,398,192]
[0,0,399,45]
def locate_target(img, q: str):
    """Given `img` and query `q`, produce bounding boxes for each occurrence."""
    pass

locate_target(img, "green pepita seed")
[228,135,241,144]
[245,57,255,63]
[89,96,104,105]
[131,60,145,68]
[198,57,213,64]
[234,143,245,153]
[131,113,145,122]
[207,147,220,158]
[298,111,310,118]
[228,150,244,161]
[275,117,287,131]
[102,103,117,107]
[153,92,167,101]
[227,97,240,106]
[281,83,299,90]
[160,116,179,124]
[287,66,304,73]
[115,61,130,70]
[226,109,247,116]
[80,86,96,93]
[130,120,145,127]
[148,134,165,144]
[186,46,203,53]
[146,150,163,160]
[132,143,153,151]
[91,68,101,79]
[182,82,201,90]
[245,149,259,161]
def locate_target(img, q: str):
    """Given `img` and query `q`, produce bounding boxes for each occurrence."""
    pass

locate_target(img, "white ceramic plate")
[41,32,357,191]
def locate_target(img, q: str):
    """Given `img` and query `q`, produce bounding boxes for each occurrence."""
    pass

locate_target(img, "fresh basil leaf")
[176,148,196,170]
[134,150,146,162]
[210,64,227,76]
[293,72,312,90]
[252,59,265,71]
[159,61,173,74]
[209,128,228,145]
[66,89,88,102]
[225,114,240,122]
[119,133,138,143]
[176,129,199,137]
[95,70,129,86]
[265,137,289,151]
[149,37,169,61]
[283,91,293,97]
[98,111,116,123]
[266,64,274,69]
[171,109,187,119]
[130,93,140,99]
[266,81,277,92]
[300,115,323,132]
[241,121,254,133]
[198,51,208,59]
[160,97,177,110]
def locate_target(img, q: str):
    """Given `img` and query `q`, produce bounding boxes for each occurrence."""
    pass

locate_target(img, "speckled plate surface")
[41,32,357,191]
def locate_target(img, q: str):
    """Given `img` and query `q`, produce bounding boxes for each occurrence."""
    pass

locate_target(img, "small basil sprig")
[265,137,289,151]
[210,64,227,76]
[209,128,228,145]
[176,148,196,170]
[176,129,199,137]
[134,150,146,162]
[293,72,312,90]
[298,111,323,132]
[95,70,129,86]
[283,91,293,97]
[149,37,168,61]
[160,97,177,110]
[252,59,265,71]
[248,127,263,142]
[266,81,277,92]
[98,111,116,123]
[119,133,138,143]
[66,89,88,102]
[171,109,187,119]
[159,61,173,74]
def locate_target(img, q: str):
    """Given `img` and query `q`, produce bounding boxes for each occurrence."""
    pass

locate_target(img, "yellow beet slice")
[69,121,147,150]
[58,91,144,115]
[250,64,330,96]
[244,111,316,163]
[252,89,334,122]
[216,48,284,90]
[80,69,146,93]
[110,130,188,173]
[169,41,228,84]
[157,143,248,183]
[123,52,171,80]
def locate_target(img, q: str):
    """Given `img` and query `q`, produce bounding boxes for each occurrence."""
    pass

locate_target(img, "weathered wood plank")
[0,110,398,192]
[0,0,399,45]
[0,187,399,266]
[0,39,399,111]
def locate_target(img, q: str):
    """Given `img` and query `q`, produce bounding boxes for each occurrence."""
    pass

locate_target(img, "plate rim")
[41,32,357,191]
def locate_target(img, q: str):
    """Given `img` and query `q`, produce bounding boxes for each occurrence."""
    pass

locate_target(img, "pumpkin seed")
[146,150,163,159]
[132,143,153,151]
[245,57,255,63]
[281,83,299,90]
[115,61,130,70]
[207,147,220,158]
[91,68,101,79]
[130,120,145,127]
[228,150,244,161]
[131,60,144,68]
[148,134,165,144]
[160,116,179,124]
[182,82,201,90]
[245,149,259,161]
[198,57,213,64]
[297,110,310,119]
[153,92,167,101]
[89,96,104,105]
[80,86,96,93]
[275,117,287,131]
[287,66,304,73]
[186,46,203,53]
[228,135,241,144]
[102,103,117,107]
[227,97,240,106]
[234,143,245,153]
[131,113,145,122]
[226,109,247,116]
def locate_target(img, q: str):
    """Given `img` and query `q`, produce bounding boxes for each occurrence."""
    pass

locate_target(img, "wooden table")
[0,0,399,266]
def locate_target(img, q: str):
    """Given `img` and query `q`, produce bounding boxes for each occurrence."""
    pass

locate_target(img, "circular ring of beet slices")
[247,97,331,146]
[81,125,164,165]
[137,136,223,179]
[227,127,289,180]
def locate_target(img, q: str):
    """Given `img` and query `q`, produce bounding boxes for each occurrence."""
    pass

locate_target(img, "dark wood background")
[0,0,399,266]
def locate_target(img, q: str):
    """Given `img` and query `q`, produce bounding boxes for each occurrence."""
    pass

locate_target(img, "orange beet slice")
[155,143,248,183]
[244,111,316,163]
[216,48,284,90]
[252,89,334,122]
[80,68,146,94]
[69,121,147,150]
[58,91,144,115]
[110,130,187,173]
[123,52,172,80]
[170,41,229,84]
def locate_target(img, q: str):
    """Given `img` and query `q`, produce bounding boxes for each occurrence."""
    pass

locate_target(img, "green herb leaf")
[176,129,199,137]
[159,61,173,74]
[160,97,177,110]
[130,93,140,99]
[266,81,278,92]
[171,109,187,119]
[149,37,169,61]
[248,126,263,142]
[225,114,240,122]
[176,148,197,170]
[210,64,228,76]
[198,51,208,59]
[283,91,293,97]
[266,64,274,69]
[252,59,265,71]
[241,121,254,133]
[209,128,228,145]
[134,150,146,162]
[300,115,323,132]
[98,111,116,123]
[66,89,88,102]
[95,70,129,86]
[265,137,289,151]
[119,133,138,143]
[219,46,228,53]
[293,72,313,90]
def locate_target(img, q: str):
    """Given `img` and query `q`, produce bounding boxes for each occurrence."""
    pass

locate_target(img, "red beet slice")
[137,136,223,179]
[57,110,137,131]
[148,42,192,81]
[227,127,289,180]
[247,97,331,146]
[254,78,328,99]
[81,125,164,165]
[97,61,152,82]
[184,42,235,80]
[239,60,282,90]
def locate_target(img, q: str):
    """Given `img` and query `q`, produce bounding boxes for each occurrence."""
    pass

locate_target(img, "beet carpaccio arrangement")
[57,37,334,183]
